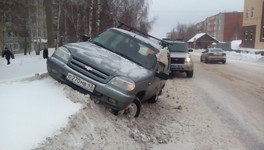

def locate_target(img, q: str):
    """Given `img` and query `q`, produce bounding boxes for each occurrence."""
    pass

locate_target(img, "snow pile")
[0,49,54,82]
[192,48,264,64]
[0,76,81,150]
[231,40,242,50]
[0,49,81,150]
[226,51,264,63]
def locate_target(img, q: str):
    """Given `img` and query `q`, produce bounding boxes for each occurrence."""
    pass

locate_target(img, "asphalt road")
[190,54,264,150]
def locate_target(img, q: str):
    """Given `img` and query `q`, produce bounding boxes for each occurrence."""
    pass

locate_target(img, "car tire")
[205,58,208,63]
[186,70,193,78]
[111,109,119,116]
[148,89,162,103]
[223,60,226,64]
[169,71,174,78]
[123,98,141,118]
[200,57,203,62]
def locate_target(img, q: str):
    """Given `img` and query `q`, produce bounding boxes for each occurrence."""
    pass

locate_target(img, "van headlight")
[54,47,71,62]
[109,76,135,91]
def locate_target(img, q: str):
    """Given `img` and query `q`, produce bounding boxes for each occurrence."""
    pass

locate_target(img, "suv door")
[142,61,166,102]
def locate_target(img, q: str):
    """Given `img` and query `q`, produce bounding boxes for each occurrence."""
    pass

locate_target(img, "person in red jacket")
[2,47,13,65]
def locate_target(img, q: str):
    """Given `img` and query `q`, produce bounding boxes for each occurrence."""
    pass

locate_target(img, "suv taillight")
[208,53,214,56]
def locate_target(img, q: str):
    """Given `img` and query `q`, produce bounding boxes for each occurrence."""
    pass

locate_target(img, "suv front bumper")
[170,63,193,71]
[47,57,135,111]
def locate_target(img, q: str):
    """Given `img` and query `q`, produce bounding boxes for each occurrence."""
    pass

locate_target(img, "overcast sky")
[148,0,244,38]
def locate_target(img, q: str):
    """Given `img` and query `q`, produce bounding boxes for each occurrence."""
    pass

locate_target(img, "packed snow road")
[189,54,264,150]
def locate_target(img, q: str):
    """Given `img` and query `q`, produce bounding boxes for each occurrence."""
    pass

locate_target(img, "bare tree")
[169,23,198,42]
[89,0,94,36]
[44,0,55,48]
[0,0,34,54]
[54,0,153,44]
[96,0,101,33]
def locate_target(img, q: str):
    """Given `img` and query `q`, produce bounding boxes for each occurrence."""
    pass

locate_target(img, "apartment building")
[197,12,243,42]
[241,0,264,49]
[0,0,47,54]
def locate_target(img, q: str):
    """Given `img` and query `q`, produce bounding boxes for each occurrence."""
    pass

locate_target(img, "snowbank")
[0,48,81,150]
[0,48,55,82]
[192,48,264,64]
[231,40,242,50]
[0,76,81,150]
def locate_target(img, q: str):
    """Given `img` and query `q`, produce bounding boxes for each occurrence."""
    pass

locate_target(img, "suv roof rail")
[117,21,169,45]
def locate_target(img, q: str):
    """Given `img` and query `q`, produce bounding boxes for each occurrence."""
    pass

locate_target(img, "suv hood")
[65,42,153,81]
[170,52,189,58]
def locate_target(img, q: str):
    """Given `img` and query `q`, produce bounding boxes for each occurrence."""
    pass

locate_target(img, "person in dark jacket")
[43,48,48,59]
[2,47,13,65]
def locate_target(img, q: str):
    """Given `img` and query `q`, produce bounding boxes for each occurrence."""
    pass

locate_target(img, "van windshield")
[168,43,188,52]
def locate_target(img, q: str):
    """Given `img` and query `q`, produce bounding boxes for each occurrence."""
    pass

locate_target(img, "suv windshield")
[168,42,188,52]
[210,48,223,53]
[90,29,157,69]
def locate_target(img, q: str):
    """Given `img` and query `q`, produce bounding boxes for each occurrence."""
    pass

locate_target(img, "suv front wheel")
[124,98,141,118]
[186,70,193,78]
[112,98,141,118]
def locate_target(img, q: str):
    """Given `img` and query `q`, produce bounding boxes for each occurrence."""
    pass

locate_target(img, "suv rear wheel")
[205,58,208,63]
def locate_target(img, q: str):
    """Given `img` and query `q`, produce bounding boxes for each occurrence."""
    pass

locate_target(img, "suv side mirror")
[155,71,169,80]
[82,35,90,41]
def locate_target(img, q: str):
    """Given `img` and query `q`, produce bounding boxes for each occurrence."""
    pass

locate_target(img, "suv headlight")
[54,47,71,62]
[185,56,192,64]
[109,76,135,91]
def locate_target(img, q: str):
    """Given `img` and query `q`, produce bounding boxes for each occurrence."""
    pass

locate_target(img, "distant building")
[196,12,243,42]
[0,0,47,54]
[188,33,219,49]
[241,0,264,49]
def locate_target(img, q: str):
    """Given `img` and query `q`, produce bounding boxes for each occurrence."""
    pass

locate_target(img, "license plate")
[171,64,183,69]
[66,72,95,92]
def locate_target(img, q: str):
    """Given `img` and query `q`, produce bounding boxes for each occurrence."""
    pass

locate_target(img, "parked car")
[164,40,194,78]
[200,48,226,64]
[47,27,169,117]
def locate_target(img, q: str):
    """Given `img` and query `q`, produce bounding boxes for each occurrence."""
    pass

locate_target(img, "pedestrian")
[2,47,13,65]
[43,48,48,59]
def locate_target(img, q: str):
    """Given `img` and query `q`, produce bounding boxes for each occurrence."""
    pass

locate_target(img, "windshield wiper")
[91,41,112,51]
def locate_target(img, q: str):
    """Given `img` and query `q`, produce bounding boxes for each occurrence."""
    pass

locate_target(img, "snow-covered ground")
[0,49,81,150]
[0,47,263,150]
